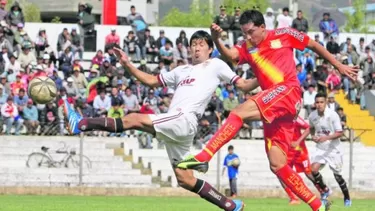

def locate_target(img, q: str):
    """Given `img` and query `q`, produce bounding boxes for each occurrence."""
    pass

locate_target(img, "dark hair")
[308,84,315,88]
[315,92,327,100]
[297,10,302,13]
[112,98,121,106]
[130,5,135,9]
[125,87,132,92]
[337,107,343,112]
[239,10,265,26]
[283,7,289,12]
[189,30,214,50]
[19,88,25,93]
[228,145,234,150]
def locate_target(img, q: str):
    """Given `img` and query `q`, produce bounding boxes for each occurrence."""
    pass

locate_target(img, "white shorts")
[311,148,343,174]
[149,112,198,164]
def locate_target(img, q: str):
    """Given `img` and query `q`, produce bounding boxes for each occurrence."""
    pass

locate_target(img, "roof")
[338,3,375,14]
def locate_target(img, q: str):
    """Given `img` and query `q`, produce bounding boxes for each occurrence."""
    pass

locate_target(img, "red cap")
[27,99,33,104]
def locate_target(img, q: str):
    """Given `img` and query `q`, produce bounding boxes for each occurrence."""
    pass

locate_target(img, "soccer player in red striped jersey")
[177,10,358,211]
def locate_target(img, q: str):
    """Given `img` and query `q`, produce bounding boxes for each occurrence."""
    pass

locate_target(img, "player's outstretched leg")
[63,100,156,135]
[269,146,329,211]
[174,168,244,211]
[177,100,260,171]
[334,173,351,207]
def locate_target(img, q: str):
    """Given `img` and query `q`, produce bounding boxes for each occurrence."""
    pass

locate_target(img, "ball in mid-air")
[28,76,57,104]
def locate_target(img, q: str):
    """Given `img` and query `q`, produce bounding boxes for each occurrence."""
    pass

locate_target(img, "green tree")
[51,16,62,23]
[6,0,41,22]
[161,0,270,27]
[343,0,368,33]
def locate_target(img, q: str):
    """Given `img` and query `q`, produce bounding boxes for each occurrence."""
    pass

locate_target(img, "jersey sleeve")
[276,27,310,51]
[215,58,240,85]
[295,116,310,129]
[331,112,343,132]
[157,70,177,87]
[234,40,248,65]
[223,156,228,166]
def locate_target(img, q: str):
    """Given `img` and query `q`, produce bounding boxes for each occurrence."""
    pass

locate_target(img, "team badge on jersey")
[270,39,282,49]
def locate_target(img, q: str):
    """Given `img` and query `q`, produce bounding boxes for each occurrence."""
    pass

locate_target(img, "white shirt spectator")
[264,8,275,30]
[93,95,111,111]
[5,59,21,74]
[276,14,293,28]
[303,90,317,106]
[123,93,139,110]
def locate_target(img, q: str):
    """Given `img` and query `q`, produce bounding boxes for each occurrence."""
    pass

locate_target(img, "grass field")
[0,195,374,211]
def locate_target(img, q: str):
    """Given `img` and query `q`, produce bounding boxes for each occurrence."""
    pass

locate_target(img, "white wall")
[24,22,375,53]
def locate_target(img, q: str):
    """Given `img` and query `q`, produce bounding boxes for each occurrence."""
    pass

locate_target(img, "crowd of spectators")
[1,3,372,148]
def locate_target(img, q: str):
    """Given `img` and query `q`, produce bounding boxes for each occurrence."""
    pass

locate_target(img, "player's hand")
[312,136,319,143]
[290,141,299,148]
[210,23,223,41]
[113,47,130,66]
[337,63,358,81]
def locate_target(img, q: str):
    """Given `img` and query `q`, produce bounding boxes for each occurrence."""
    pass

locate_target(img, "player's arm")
[211,23,240,62]
[114,48,160,87]
[235,78,259,93]
[294,117,310,145]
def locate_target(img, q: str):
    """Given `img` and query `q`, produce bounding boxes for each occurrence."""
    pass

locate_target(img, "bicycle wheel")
[65,155,92,169]
[26,152,53,168]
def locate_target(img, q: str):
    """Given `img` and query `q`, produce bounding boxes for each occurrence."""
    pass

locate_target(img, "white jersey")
[157,58,239,117]
[309,108,343,152]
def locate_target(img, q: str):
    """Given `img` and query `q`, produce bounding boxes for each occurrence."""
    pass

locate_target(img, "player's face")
[241,22,265,46]
[190,39,212,65]
[315,97,327,113]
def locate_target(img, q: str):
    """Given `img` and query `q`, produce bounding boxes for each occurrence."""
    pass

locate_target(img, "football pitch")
[0,195,374,211]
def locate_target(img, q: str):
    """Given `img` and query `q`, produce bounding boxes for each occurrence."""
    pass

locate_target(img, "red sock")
[195,113,243,162]
[283,186,298,201]
[276,165,322,211]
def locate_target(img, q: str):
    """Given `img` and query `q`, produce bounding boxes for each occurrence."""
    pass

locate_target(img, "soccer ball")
[231,158,240,167]
[28,76,57,104]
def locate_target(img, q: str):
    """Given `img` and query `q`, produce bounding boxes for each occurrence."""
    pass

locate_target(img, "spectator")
[264,7,275,30]
[99,57,116,77]
[299,51,315,72]
[319,12,339,43]
[77,2,95,36]
[1,96,22,135]
[326,36,340,55]
[219,31,231,47]
[128,5,147,49]
[71,67,88,98]
[155,30,172,50]
[127,5,145,25]
[340,37,357,54]
[105,46,118,66]
[357,37,366,55]
[0,83,7,105]
[123,87,139,114]
[222,83,237,99]
[111,87,124,107]
[87,66,99,82]
[196,102,220,147]
[296,63,306,84]
[345,46,359,66]
[5,54,20,74]
[112,69,128,88]
[303,84,317,116]
[23,99,39,135]
[105,28,120,49]
[143,29,157,62]
[50,70,63,90]
[326,69,341,91]
[173,41,188,65]
[159,40,173,66]
[93,90,111,116]
[302,72,317,90]
[223,91,239,117]
[0,74,10,95]
[143,89,159,112]
[0,0,7,21]
[175,30,189,50]
[360,46,373,63]
[152,60,167,75]
[230,7,242,44]
[123,30,141,62]
[0,30,13,54]
[40,102,58,135]
[138,60,152,74]
[17,43,36,69]
[70,28,83,60]
[79,99,94,118]
[292,10,308,33]
[210,92,224,115]
[327,93,341,112]
[91,50,104,66]
[58,46,73,79]
[337,107,347,128]
[6,1,24,29]
[367,39,375,54]
[276,7,292,29]
[213,5,231,33]
[34,28,48,57]
[314,34,324,46]
[42,53,54,76]
[222,145,239,198]
[139,99,155,114]
[10,74,26,95]
[57,28,71,53]
[64,77,79,98]
[108,98,125,137]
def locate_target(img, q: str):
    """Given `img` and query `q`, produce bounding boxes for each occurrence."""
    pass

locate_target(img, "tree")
[6,0,41,22]
[343,0,368,33]
[161,0,270,27]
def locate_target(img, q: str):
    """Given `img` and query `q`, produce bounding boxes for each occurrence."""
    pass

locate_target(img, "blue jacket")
[23,105,38,121]
[319,19,339,37]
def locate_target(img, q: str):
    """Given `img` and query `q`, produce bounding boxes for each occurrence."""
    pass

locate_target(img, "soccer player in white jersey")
[309,92,352,207]
[63,30,259,211]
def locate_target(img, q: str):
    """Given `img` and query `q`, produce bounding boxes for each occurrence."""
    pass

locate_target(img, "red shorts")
[288,150,311,173]
[251,83,302,155]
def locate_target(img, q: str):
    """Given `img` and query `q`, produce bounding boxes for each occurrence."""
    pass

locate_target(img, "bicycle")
[26,142,92,169]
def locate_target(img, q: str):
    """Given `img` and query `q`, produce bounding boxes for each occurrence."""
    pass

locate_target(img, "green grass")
[0,195,373,211]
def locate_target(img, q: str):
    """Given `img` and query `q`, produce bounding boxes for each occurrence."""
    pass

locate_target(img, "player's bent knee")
[231,100,261,121]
